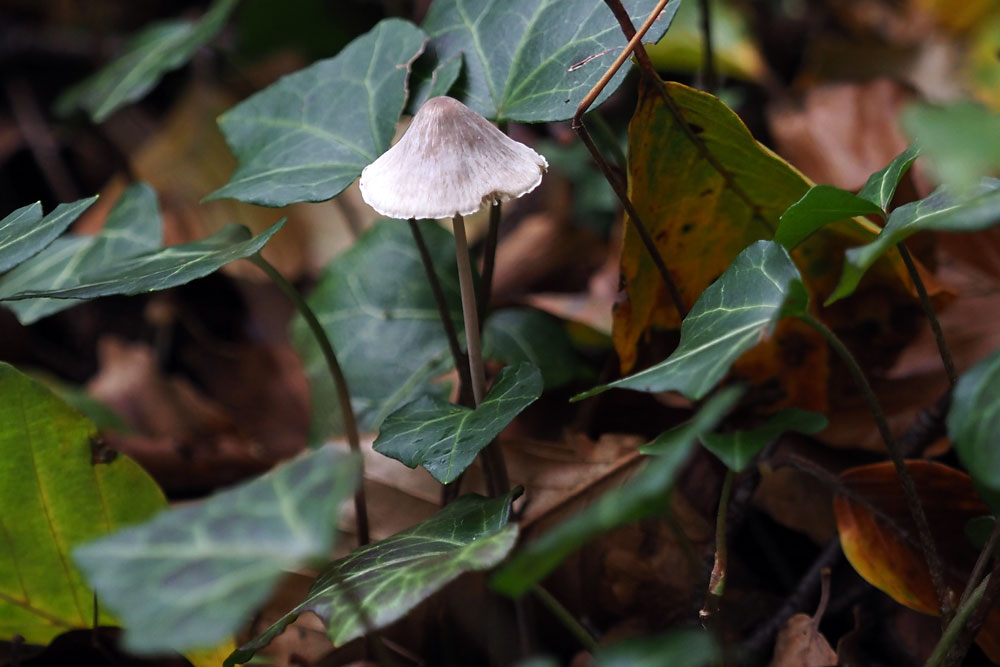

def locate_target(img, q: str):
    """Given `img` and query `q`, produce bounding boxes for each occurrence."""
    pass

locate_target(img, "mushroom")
[360,96,547,492]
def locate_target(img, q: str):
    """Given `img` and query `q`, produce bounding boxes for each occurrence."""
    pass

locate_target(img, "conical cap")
[360,96,548,220]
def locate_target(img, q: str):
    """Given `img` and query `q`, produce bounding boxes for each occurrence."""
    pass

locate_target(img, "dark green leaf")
[965,516,996,551]
[74,445,359,654]
[492,387,742,596]
[0,197,97,273]
[573,241,808,402]
[408,53,463,113]
[421,0,681,122]
[227,490,519,665]
[857,144,921,211]
[55,0,239,122]
[1,221,283,300]
[594,629,720,667]
[0,184,162,324]
[693,409,827,472]
[949,348,1000,513]
[902,101,1000,193]
[0,363,165,644]
[292,219,462,441]
[374,363,542,483]
[209,19,426,207]
[828,179,1000,304]
[775,185,884,250]
[483,308,589,389]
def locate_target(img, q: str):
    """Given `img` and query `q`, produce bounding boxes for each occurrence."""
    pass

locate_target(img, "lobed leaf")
[0,221,283,301]
[0,184,162,324]
[421,0,680,122]
[775,185,883,251]
[696,409,827,472]
[0,363,165,644]
[227,490,520,665]
[492,387,742,596]
[0,197,97,273]
[209,19,426,207]
[374,363,542,483]
[56,0,239,122]
[574,241,808,402]
[857,144,922,211]
[948,348,1000,513]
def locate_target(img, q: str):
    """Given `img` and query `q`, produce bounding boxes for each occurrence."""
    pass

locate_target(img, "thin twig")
[249,254,370,546]
[960,519,1000,610]
[5,78,78,202]
[801,312,954,625]
[944,556,1000,666]
[532,585,599,653]
[697,0,718,93]
[896,243,957,386]
[700,469,734,625]
[478,202,501,325]
[925,574,991,667]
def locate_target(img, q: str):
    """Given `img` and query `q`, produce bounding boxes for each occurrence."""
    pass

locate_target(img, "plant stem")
[451,214,510,494]
[960,519,1000,610]
[896,243,957,386]
[801,312,953,624]
[925,574,990,667]
[531,584,599,653]
[250,253,370,546]
[697,0,718,93]
[408,218,473,405]
[477,202,501,326]
[701,469,734,625]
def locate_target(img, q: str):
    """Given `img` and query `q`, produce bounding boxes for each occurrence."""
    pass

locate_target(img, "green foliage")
[210,19,426,207]
[408,53,464,112]
[594,629,720,667]
[857,144,922,211]
[574,241,809,402]
[828,178,1000,304]
[56,0,240,122]
[0,221,283,301]
[948,348,1000,514]
[492,387,742,597]
[227,490,520,665]
[695,409,827,472]
[483,308,591,389]
[375,363,542,483]
[903,101,1000,193]
[0,197,97,273]
[776,186,883,250]
[292,219,462,441]
[421,0,680,122]
[0,363,165,644]
[0,184,162,324]
[74,446,359,653]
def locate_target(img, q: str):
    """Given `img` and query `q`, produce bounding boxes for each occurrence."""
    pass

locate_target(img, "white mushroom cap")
[359,96,548,220]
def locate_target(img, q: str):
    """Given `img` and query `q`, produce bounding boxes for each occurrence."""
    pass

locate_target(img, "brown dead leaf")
[769,614,838,667]
[754,465,837,544]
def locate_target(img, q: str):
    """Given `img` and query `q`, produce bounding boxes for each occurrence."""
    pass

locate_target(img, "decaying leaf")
[769,614,837,667]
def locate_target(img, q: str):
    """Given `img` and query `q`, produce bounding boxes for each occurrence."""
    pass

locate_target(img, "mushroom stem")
[452,213,510,494]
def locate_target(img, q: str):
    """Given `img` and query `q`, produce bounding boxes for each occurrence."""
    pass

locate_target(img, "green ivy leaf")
[55,0,239,122]
[421,0,680,122]
[209,19,426,207]
[0,184,162,324]
[594,629,720,667]
[0,197,97,273]
[408,53,463,113]
[903,101,1000,194]
[828,178,1000,304]
[492,387,742,596]
[775,186,884,251]
[483,308,590,389]
[949,348,1000,514]
[857,144,921,211]
[75,445,358,654]
[573,241,808,402]
[1,221,283,301]
[693,409,827,472]
[374,363,542,483]
[227,490,520,666]
[292,220,462,441]
[0,363,165,644]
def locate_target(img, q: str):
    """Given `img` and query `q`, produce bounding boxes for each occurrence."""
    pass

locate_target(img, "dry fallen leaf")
[770,613,838,667]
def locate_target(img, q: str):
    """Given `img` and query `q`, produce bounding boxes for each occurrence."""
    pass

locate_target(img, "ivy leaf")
[828,178,1000,304]
[573,241,808,402]
[421,0,681,122]
[55,0,239,122]
[75,446,358,654]
[292,220,463,441]
[948,348,1000,513]
[226,490,520,666]
[857,144,922,211]
[0,221,283,301]
[775,186,884,251]
[483,308,590,389]
[374,363,542,483]
[408,53,463,113]
[492,387,741,597]
[595,629,720,667]
[902,101,1000,193]
[0,197,97,273]
[209,19,426,207]
[0,363,165,645]
[695,409,827,472]
[0,184,162,325]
